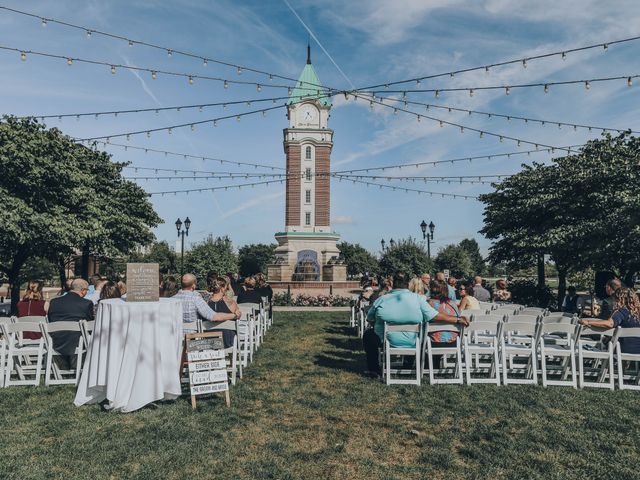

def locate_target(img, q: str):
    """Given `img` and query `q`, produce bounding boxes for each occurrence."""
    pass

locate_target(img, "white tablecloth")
[74,298,183,412]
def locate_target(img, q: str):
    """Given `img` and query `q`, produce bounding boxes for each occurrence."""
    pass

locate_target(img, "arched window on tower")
[305,146,312,160]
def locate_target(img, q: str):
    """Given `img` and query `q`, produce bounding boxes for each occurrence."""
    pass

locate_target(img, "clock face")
[301,105,318,123]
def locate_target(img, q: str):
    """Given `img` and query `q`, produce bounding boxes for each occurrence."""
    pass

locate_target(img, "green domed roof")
[288,46,332,107]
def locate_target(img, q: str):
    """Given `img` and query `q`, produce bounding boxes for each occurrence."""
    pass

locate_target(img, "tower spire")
[307,41,311,64]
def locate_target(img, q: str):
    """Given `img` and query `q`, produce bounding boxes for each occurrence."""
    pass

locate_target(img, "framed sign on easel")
[184,331,230,409]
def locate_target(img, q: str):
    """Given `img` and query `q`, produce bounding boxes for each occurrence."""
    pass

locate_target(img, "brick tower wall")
[315,144,331,226]
[285,144,301,227]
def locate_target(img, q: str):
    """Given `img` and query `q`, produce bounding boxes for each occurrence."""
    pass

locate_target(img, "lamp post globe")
[175,218,182,235]
[429,221,435,237]
[420,220,427,239]
[389,238,396,249]
[184,216,191,233]
[380,238,386,251]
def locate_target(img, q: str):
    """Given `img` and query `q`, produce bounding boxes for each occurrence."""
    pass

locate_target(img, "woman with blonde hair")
[579,287,640,354]
[408,277,425,296]
[17,280,48,339]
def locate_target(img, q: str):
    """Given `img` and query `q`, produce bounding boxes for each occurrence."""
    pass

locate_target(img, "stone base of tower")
[266,231,347,283]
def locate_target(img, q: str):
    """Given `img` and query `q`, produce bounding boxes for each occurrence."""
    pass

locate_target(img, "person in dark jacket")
[599,278,622,319]
[47,278,94,369]
[236,276,263,305]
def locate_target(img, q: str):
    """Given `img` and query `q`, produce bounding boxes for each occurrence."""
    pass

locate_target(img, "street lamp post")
[420,220,435,259]
[175,217,191,278]
[380,238,386,252]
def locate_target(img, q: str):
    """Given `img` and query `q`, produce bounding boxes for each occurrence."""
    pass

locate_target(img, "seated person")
[17,280,49,340]
[236,276,264,305]
[492,279,512,302]
[562,286,579,314]
[428,280,463,347]
[357,286,374,315]
[408,277,426,297]
[47,279,94,369]
[436,272,457,301]
[206,277,241,348]
[160,276,178,298]
[458,282,481,311]
[579,287,640,354]
[173,274,239,333]
[363,271,468,375]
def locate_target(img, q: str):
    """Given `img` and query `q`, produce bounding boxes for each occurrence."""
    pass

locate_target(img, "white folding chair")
[500,322,538,385]
[201,320,241,384]
[349,304,356,328]
[0,317,13,387]
[464,321,502,385]
[519,307,548,316]
[1,322,44,387]
[423,323,464,385]
[357,309,367,339]
[239,303,261,350]
[383,322,422,386]
[542,314,576,324]
[539,323,577,388]
[236,311,254,367]
[79,320,95,351]
[13,315,47,346]
[494,306,521,317]
[576,325,619,390]
[463,309,490,319]
[478,302,497,311]
[615,328,640,391]
[40,322,85,386]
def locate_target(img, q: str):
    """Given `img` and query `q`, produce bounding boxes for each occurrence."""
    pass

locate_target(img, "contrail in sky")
[282,0,355,89]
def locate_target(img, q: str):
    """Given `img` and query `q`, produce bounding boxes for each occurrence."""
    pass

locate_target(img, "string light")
[151,70,157,80]
[522,58,527,68]
[86,30,92,38]
[585,80,591,90]
[110,65,116,75]
[224,80,228,89]
[203,58,208,67]
[20,51,26,61]
[167,49,173,57]
[257,84,262,92]
[188,75,194,85]
[629,77,633,87]
[237,67,242,75]
[544,84,549,93]
[41,17,46,27]
[128,40,134,47]
[505,86,510,95]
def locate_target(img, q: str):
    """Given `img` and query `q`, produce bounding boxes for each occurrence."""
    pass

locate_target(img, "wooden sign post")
[185,331,230,409]
[126,263,160,302]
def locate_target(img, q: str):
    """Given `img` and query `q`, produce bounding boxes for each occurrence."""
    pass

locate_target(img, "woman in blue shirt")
[579,287,640,354]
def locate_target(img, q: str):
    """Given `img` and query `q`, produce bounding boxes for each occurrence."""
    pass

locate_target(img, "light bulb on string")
[146,131,151,138]
[223,104,227,109]
[199,106,203,112]
[237,67,242,75]
[505,86,510,95]
[67,58,73,66]
[203,58,208,66]
[256,84,262,92]
[213,120,218,127]
[236,115,241,122]
[111,65,116,75]
[439,120,444,128]
[522,58,527,68]
[269,74,273,81]
[561,52,566,60]
[223,80,228,89]
[435,90,440,98]
[628,77,633,87]
[479,131,484,138]
[20,51,26,61]
[41,18,47,27]
[168,128,172,135]
[485,66,490,73]
[167,49,173,58]
[544,84,549,93]
[469,89,474,97]
[86,30,92,38]
[188,75,194,85]
[603,43,608,51]
[151,71,157,80]
[585,80,591,90]
[128,40,134,47]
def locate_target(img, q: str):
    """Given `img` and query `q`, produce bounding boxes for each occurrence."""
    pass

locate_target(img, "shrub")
[272,292,352,307]
[509,279,556,309]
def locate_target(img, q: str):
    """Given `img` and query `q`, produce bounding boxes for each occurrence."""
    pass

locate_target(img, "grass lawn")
[1,312,640,479]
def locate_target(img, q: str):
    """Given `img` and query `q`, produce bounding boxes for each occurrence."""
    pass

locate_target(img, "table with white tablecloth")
[74,298,183,412]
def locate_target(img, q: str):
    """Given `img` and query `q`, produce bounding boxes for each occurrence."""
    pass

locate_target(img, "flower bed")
[272,292,352,307]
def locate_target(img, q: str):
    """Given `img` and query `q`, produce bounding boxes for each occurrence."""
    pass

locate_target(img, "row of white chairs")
[0,316,94,388]
[382,316,640,391]
[182,297,273,387]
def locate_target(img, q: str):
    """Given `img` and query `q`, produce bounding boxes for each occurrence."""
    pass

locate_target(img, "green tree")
[143,241,178,274]
[337,241,379,278]
[458,238,485,275]
[480,132,640,305]
[379,238,433,278]
[0,116,160,312]
[434,244,474,278]
[185,235,238,288]
[238,243,276,277]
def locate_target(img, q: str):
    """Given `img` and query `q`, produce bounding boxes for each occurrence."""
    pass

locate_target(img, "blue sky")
[1,0,639,256]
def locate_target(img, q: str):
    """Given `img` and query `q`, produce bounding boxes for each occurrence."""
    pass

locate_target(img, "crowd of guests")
[358,272,640,376]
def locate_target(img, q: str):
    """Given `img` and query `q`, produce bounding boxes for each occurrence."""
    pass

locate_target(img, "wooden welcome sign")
[185,331,230,408]
[126,263,159,302]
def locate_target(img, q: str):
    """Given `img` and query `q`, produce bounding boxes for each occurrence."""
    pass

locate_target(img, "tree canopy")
[379,238,433,278]
[238,243,276,277]
[0,116,161,311]
[185,235,238,288]
[480,132,640,302]
[337,241,379,277]
[434,244,474,279]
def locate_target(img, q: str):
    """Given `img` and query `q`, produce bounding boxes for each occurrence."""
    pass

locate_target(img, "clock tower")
[268,46,345,283]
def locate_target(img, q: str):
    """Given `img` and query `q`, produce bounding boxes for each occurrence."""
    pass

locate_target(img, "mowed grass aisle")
[1,312,640,479]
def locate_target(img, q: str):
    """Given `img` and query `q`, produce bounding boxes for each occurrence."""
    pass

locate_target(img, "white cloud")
[220,190,284,220]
